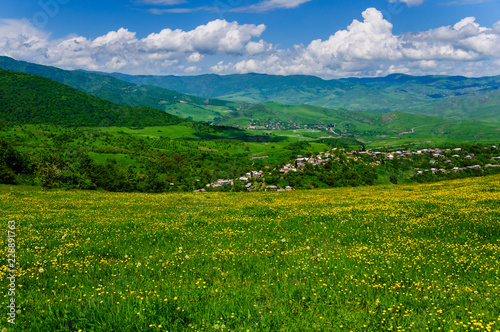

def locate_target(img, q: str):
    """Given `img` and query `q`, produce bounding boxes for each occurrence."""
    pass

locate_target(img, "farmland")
[1,175,499,331]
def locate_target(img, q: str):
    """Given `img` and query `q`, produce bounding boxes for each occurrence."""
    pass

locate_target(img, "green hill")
[214,102,500,143]
[0,69,186,127]
[0,56,240,123]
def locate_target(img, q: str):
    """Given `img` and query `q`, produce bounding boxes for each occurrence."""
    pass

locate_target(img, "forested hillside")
[0,69,186,127]
[0,56,240,120]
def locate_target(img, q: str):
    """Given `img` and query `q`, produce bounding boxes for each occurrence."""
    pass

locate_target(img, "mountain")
[107,72,500,122]
[0,69,186,127]
[0,56,240,123]
[3,56,499,123]
[0,65,497,144]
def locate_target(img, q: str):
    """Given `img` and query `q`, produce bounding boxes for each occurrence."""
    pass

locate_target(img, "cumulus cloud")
[0,18,267,74]
[217,8,500,77]
[2,8,500,77]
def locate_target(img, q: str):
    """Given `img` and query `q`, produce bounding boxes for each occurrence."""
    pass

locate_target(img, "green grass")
[1,175,499,331]
[99,126,200,140]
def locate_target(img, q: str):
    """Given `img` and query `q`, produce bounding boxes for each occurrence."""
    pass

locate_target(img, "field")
[1,176,500,331]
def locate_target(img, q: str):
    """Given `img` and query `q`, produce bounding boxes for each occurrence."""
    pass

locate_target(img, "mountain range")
[2,56,500,124]
[0,56,499,144]
[107,71,500,123]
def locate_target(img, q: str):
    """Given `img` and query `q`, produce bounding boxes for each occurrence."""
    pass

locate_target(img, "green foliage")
[36,161,59,190]
[0,56,241,123]
[0,69,186,128]
[0,163,16,184]
[0,137,30,184]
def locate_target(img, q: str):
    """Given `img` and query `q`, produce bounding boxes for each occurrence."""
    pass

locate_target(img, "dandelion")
[185,255,190,259]
[306,246,310,250]
[423,296,428,300]
[124,255,128,259]
[179,247,183,250]
[39,268,44,273]
[317,254,321,257]
[282,238,286,242]
[137,262,141,267]
[386,261,390,264]
[61,234,67,239]
[214,324,219,329]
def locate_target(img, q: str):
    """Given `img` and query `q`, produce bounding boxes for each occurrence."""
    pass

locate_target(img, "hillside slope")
[215,102,500,142]
[0,56,240,122]
[0,69,186,127]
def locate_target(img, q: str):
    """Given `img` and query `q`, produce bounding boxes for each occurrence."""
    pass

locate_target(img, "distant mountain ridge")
[106,71,500,122]
[1,56,499,126]
[0,59,498,144]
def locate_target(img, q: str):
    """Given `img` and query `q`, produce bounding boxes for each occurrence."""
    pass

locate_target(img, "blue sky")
[1,0,500,78]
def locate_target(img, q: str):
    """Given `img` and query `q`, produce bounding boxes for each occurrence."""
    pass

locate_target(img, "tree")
[0,163,16,184]
[36,161,59,190]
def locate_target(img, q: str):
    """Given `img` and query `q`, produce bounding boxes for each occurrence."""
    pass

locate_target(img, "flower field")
[1,175,500,331]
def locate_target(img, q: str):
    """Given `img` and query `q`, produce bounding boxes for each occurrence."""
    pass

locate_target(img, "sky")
[1,0,500,78]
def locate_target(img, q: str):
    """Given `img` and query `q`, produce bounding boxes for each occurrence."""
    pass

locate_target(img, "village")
[198,145,500,192]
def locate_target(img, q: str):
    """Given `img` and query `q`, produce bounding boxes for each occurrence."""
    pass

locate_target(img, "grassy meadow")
[1,176,500,331]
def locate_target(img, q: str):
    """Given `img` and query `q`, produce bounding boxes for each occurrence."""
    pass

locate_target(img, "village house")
[280,164,297,174]
[266,185,278,191]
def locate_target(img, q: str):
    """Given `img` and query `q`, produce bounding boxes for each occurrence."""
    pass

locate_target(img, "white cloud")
[187,52,203,62]
[388,0,425,6]
[2,8,500,78]
[441,0,493,6]
[231,0,313,13]
[215,8,500,77]
[245,40,273,55]
[0,18,266,74]
[306,8,401,62]
[148,6,212,14]
[146,0,312,14]
[136,0,188,5]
